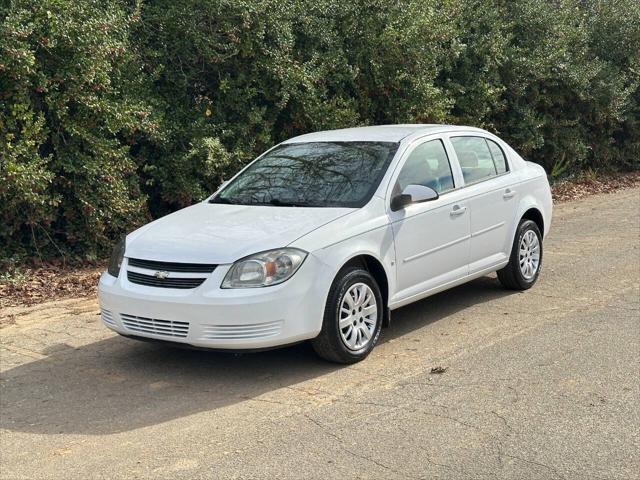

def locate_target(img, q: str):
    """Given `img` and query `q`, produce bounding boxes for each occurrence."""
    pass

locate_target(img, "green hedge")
[1,0,639,261]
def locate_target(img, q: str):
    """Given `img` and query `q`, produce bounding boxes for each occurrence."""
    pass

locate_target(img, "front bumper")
[98,255,331,350]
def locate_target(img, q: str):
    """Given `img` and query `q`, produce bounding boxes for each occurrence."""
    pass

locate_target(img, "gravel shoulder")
[1,188,639,479]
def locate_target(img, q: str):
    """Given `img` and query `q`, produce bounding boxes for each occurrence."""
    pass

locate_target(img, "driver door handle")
[503,188,516,199]
[450,205,467,217]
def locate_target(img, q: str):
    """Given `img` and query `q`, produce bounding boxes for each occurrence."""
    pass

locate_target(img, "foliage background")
[1,0,639,261]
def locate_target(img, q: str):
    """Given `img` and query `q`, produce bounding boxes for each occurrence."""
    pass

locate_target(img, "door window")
[451,136,498,184]
[395,139,454,194]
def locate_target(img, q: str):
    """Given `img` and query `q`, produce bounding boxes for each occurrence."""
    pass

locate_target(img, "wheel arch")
[521,207,545,239]
[339,254,391,327]
[505,195,548,259]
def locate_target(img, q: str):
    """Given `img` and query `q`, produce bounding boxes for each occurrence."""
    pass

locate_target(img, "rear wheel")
[497,219,543,290]
[312,267,383,364]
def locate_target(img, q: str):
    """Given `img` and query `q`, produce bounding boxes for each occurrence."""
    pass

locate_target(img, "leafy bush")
[1,0,154,260]
[1,0,638,262]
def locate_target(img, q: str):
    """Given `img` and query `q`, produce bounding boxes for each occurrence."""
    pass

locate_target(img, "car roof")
[282,124,488,144]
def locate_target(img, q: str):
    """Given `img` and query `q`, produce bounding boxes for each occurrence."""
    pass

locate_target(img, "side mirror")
[390,185,439,211]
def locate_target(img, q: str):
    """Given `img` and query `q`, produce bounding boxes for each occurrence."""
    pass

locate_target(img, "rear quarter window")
[486,139,509,174]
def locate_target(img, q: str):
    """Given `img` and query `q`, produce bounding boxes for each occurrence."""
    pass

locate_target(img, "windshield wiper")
[209,196,237,204]
[267,198,315,207]
[211,196,317,207]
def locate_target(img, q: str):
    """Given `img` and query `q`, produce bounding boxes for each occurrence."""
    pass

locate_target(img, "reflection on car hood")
[125,202,354,264]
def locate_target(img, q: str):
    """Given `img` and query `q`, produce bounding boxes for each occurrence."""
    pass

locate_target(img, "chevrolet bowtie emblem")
[154,271,170,279]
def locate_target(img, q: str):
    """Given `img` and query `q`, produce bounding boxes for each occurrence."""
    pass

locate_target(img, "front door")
[388,138,471,305]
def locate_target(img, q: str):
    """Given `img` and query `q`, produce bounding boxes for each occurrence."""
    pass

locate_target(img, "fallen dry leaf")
[430,366,448,374]
[551,171,639,203]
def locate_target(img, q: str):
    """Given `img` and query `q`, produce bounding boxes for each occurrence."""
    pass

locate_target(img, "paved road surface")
[1,188,639,479]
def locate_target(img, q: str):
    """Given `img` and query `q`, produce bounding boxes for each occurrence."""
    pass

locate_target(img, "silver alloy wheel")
[339,282,378,351]
[519,229,541,280]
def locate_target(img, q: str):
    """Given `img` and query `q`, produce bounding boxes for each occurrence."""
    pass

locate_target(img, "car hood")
[125,202,354,264]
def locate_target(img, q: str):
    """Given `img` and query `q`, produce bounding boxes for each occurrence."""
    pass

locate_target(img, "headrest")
[458,150,479,167]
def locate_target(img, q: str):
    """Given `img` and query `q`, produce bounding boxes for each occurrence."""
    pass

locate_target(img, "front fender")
[309,225,397,301]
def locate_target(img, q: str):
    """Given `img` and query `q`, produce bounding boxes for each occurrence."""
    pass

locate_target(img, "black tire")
[312,267,383,364]
[497,219,543,290]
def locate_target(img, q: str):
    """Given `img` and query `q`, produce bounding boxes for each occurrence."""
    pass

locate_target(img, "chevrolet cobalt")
[99,125,552,363]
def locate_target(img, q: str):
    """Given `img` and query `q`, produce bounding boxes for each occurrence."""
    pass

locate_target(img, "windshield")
[210,141,399,208]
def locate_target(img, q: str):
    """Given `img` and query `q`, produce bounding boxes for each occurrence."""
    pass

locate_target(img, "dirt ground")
[0,187,639,479]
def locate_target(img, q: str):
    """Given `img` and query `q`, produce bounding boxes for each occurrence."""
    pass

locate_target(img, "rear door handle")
[450,205,467,217]
[503,188,516,199]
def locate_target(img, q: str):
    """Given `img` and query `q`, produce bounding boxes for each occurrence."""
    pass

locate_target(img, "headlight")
[107,237,126,278]
[222,248,307,288]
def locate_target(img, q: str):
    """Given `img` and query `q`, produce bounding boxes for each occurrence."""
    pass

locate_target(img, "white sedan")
[98,125,552,363]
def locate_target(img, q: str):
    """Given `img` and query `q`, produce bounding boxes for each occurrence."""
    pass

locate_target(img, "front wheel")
[312,267,383,364]
[497,219,543,290]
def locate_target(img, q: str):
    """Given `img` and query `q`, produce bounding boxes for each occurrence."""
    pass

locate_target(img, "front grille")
[199,320,283,341]
[121,313,189,338]
[127,271,206,289]
[128,258,217,273]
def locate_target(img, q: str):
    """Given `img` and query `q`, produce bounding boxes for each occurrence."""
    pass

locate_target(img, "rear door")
[448,135,518,274]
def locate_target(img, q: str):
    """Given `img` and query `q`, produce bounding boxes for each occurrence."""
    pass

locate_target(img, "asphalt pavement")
[1,188,639,479]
